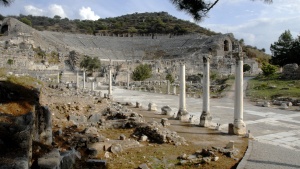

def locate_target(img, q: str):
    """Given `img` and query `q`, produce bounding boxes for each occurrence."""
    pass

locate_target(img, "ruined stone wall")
[0,83,53,169]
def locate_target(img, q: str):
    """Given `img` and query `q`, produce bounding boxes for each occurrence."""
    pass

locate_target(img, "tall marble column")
[167,80,170,94]
[177,63,189,121]
[76,71,79,89]
[108,65,112,96]
[83,70,86,89]
[200,55,212,127]
[233,47,246,135]
[91,81,94,91]
[127,70,130,89]
[57,72,60,83]
[173,85,176,95]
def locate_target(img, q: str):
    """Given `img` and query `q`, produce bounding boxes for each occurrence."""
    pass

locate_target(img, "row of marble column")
[67,56,246,135]
[176,54,246,135]
[72,66,113,96]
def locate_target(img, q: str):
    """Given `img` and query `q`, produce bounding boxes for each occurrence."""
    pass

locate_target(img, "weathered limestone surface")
[37,106,53,145]
[38,149,61,169]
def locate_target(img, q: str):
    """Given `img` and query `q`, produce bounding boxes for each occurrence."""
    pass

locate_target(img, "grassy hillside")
[243,45,271,65]
[10,12,218,36]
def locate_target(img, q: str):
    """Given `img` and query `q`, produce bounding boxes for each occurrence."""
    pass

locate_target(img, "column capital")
[203,54,211,63]
[234,52,243,62]
[179,62,185,66]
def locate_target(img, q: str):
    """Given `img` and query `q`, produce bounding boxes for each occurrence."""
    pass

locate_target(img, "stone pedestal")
[200,55,212,127]
[233,49,246,135]
[177,63,189,120]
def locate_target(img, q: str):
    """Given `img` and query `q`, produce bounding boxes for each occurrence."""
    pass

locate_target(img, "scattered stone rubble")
[178,143,240,166]
[133,121,187,145]
[256,96,300,110]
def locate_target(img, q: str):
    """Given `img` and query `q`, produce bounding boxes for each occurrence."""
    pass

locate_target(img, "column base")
[176,109,189,122]
[234,120,246,135]
[108,94,113,100]
[199,111,212,127]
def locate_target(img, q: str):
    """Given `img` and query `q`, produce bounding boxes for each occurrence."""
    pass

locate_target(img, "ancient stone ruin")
[0,17,259,86]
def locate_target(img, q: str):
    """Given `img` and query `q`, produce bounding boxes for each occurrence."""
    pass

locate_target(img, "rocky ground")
[38,83,248,169]
[0,80,248,169]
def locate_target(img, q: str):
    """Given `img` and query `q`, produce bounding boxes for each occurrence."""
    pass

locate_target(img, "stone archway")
[0,24,8,35]
[224,40,229,51]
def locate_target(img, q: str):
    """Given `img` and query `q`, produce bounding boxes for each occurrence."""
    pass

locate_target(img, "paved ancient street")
[107,84,300,152]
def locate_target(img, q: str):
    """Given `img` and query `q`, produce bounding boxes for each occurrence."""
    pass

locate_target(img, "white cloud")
[24,5,44,16]
[203,15,300,54]
[48,4,67,18]
[79,7,100,20]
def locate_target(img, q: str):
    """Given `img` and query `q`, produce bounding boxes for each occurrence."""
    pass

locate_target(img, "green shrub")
[132,64,152,81]
[261,63,277,76]
[165,73,174,83]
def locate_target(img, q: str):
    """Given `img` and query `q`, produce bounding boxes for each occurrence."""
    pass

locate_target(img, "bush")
[132,64,152,81]
[261,63,277,76]
[243,64,251,72]
[80,56,101,72]
[166,73,174,83]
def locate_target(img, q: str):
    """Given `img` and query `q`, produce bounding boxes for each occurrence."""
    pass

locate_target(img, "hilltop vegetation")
[243,45,271,65]
[1,12,218,36]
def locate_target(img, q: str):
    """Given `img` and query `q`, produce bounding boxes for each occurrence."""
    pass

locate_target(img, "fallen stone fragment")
[226,140,234,149]
[201,157,211,164]
[161,118,170,127]
[38,149,61,169]
[86,159,106,168]
[281,103,288,109]
[148,102,157,111]
[60,149,81,169]
[212,156,219,161]
[140,135,148,142]
[161,105,172,115]
[110,143,123,154]
[119,134,126,140]
[138,163,150,169]
[136,102,142,108]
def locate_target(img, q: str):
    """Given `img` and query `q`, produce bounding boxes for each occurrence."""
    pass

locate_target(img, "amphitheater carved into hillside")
[0,17,259,83]
[0,17,258,135]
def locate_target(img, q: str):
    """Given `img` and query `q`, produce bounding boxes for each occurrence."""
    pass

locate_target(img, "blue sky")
[1,0,299,54]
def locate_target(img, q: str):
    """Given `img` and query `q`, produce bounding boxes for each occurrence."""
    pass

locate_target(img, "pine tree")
[270,30,294,66]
